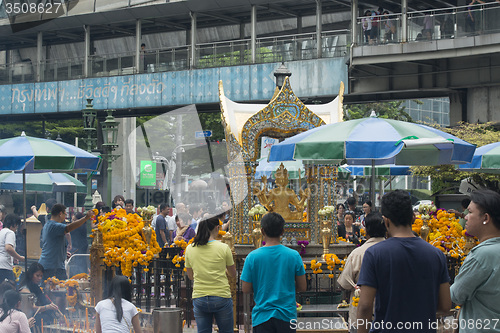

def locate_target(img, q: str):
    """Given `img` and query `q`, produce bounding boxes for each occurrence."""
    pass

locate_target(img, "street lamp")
[274,62,292,89]
[101,109,120,205]
[82,98,97,210]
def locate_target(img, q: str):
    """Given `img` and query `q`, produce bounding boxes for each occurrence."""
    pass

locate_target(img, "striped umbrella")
[458,142,500,174]
[0,133,100,172]
[0,132,101,273]
[0,172,86,193]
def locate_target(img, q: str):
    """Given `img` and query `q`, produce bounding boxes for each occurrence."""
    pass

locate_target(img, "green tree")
[344,101,413,122]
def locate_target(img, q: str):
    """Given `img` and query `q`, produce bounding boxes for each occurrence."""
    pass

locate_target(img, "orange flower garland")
[413,209,478,263]
[95,208,161,277]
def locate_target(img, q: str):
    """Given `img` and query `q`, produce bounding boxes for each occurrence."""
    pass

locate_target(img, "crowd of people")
[1,186,500,332]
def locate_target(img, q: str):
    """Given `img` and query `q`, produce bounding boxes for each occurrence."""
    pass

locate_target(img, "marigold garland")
[95,208,162,277]
[412,209,478,265]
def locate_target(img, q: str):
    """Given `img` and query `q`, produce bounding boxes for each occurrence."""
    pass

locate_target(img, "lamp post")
[274,62,292,89]
[101,109,119,205]
[82,99,97,211]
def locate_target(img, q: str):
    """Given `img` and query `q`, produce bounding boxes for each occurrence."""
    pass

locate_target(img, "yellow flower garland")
[95,208,162,277]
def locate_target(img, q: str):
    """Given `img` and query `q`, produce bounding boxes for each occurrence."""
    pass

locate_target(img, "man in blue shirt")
[241,212,306,333]
[38,204,94,280]
[357,190,451,333]
[155,203,169,248]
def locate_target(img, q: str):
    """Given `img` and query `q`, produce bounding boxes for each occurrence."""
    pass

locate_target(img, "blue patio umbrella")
[0,172,86,193]
[345,164,411,176]
[269,114,475,204]
[0,132,101,272]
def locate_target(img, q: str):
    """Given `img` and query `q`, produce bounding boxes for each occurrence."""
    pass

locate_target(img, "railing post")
[190,12,197,68]
[316,0,322,58]
[84,25,90,77]
[36,32,43,82]
[401,0,408,42]
[352,0,358,46]
[251,5,257,63]
[136,19,142,73]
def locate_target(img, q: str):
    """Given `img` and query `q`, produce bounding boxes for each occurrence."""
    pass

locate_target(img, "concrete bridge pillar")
[450,86,500,125]
[112,117,137,205]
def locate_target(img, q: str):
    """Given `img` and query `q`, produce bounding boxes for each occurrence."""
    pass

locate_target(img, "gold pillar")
[90,229,104,305]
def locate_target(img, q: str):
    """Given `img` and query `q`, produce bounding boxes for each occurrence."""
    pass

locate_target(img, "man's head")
[175,202,186,214]
[51,203,67,222]
[461,198,471,211]
[365,212,386,238]
[381,190,413,230]
[221,200,230,212]
[159,204,169,216]
[45,198,57,212]
[189,205,202,219]
[3,214,21,231]
[347,197,356,209]
[141,43,146,50]
[124,199,134,214]
[261,212,285,239]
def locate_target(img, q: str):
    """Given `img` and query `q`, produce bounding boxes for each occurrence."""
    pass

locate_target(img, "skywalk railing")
[0,30,349,85]
[355,2,500,45]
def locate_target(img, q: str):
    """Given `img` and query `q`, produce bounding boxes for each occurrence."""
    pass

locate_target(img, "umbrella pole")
[370,160,376,208]
[23,169,28,275]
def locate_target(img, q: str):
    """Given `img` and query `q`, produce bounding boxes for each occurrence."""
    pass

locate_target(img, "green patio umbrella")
[0,172,86,193]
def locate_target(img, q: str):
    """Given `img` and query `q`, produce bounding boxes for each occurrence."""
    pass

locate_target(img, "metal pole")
[36,32,42,81]
[107,155,113,206]
[135,19,142,72]
[316,0,322,58]
[251,5,256,63]
[352,0,358,46]
[401,0,408,42]
[175,115,183,203]
[84,25,90,77]
[190,12,197,68]
[370,160,376,207]
[23,169,27,274]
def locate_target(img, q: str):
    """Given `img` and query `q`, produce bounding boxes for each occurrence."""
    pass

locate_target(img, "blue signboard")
[195,130,212,138]
[0,58,348,117]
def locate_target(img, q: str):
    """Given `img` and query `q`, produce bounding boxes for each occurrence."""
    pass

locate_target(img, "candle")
[86,307,89,331]
[64,314,69,327]
[73,324,76,333]
[41,318,44,333]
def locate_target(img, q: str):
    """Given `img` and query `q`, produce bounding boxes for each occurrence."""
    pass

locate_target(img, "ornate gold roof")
[219,76,344,162]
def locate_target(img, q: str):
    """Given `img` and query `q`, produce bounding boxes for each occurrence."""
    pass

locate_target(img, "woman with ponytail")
[185,216,236,333]
[95,275,142,333]
[0,290,35,332]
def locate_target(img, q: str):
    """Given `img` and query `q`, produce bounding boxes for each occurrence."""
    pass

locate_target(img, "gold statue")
[253,163,310,221]
[251,221,263,249]
[320,220,332,260]
[142,218,153,247]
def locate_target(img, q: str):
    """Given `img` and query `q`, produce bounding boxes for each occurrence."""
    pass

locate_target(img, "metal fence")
[356,2,500,45]
[0,30,349,85]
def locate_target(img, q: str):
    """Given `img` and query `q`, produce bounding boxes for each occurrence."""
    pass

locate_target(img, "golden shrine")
[218,71,345,244]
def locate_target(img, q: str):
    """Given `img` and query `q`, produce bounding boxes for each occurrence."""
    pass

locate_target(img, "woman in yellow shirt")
[185,216,236,333]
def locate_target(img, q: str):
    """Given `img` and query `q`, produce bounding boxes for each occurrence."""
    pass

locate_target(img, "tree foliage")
[344,101,413,122]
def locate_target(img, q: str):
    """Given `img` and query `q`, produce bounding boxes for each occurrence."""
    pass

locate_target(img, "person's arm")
[65,210,94,233]
[296,274,307,292]
[337,255,356,291]
[226,264,236,278]
[31,205,39,218]
[65,233,72,251]
[242,281,253,294]
[186,267,194,280]
[357,285,377,333]
[95,313,102,333]
[132,313,142,333]
[437,282,452,315]
[5,243,24,261]
[160,230,167,244]
[450,257,487,305]
[17,312,31,333]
